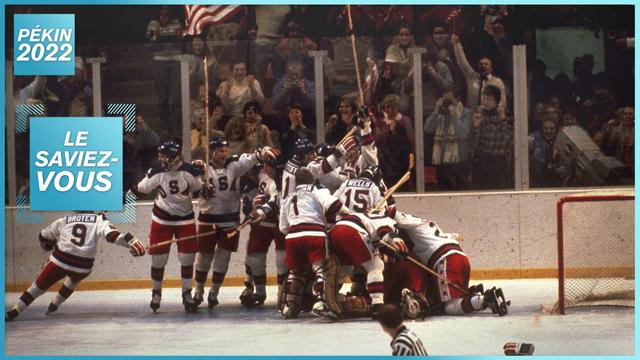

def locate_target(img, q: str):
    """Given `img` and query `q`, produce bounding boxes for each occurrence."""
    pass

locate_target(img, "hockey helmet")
[157,141,181,161]
[315,142,335,158]
[209,137,230,152]
[293,138,315,160]
[359,165,382,186]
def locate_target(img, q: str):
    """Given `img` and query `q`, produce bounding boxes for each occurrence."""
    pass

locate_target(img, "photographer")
[424,87,472,190]
[272,61,315,120]
[406,49,453,118]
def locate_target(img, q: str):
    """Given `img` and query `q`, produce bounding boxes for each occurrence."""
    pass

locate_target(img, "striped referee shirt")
[391,325,428,356]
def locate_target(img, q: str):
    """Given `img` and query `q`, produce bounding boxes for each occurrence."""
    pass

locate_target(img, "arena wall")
[5,188,633,291]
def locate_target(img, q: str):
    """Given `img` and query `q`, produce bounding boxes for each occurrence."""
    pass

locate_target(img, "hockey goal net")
[549,191,635,314]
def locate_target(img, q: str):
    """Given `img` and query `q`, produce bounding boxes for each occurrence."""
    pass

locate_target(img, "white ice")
[5,279,634,356]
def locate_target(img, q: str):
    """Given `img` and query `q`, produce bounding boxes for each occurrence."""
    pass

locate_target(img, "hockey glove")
[252,194,268,209]
[249,208,266,223]
[201,184,216,200]
[504,342,535,356]
[336,136,358,157]
[128,237,146,257]
[191,160,206,176]
[256,146,280,162]
[39,233,55,252]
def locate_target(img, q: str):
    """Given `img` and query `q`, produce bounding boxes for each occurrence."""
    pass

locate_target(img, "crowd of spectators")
[11,5,634,197]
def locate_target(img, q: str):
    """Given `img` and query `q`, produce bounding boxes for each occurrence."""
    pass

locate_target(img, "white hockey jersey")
[41,213,124,273]
[335,212,397,247]
[281,154,344,199]
[134,162,202,225]
[396,212,465,269]
[256,170,279,227]
[198,153,259,227]
[337,137,379,181]
[279,184,343,238]
[334,178,383,213]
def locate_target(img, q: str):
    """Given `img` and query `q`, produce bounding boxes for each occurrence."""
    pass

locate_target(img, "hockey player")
[5,212,145,321]
[193,137,278,309]
[278,169,351,319]
[131,141,203,313]
[395,212,509,316]
[239,158,288,307]
[326,211,406,319]
[336,106,379,181]
[334,165,385,213]
[281,138,315,199]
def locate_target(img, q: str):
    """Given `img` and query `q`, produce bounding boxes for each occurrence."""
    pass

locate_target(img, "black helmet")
[158,141,181,161]
[359,165,382,186]
[209,137,230,152]
[293,138,315,160]
[315,142,335,158]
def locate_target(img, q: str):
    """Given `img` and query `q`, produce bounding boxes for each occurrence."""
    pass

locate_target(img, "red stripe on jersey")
[426,243,464,270]
[198,212,240,224]
[367,281,385,294]
[321,159,333,174]
[339,215,367,230]
[105,230,121,243]
[361,134,375,145]
[326,200,344,218]
[376,225,393,239]
[153,205,195,222]
[52,247,94,269]
[289,223,325,233]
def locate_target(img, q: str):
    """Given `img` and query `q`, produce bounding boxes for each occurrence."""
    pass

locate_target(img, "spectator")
[490,18,513,80]
[375,94,414,189]
[416,47,454,118]
[561,108,579,127]
[424,23,466,102]
[529,101,545,132]
[253,5,291,82]
[596,106,634,171]
[580,78,616,136]
[271,15,318,81]
[223,116,248,155]
[279,103,315,161]
[572,54,595,103]
[377,304,428,356]
[325,98,356,145]
[233,22,259,76]
[272,61,315,119]
[146,6,183,138]
[529,59,554,106]
[385,26,414,82]
[529,117,565,187]
[372,62,401,104]
[451,34,506,113]
[424,87,472,190]
[189,35,217,100]
[134,115,161,171]
[216,61,265,117]
[190,108,208,161]
[471,85,513,189]
[242,101,275,152]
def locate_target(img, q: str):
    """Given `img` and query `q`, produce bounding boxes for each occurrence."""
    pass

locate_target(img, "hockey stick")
[373,153,414,211]
[379,242,472,297]
[204,56,210,174]
[225,217,253,238]
[347,5,364,107]
[146,227,217,251]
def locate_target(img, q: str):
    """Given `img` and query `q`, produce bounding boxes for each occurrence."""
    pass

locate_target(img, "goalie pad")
[282,271,308,316]
[339,294,371,318]
[323,254,343,317]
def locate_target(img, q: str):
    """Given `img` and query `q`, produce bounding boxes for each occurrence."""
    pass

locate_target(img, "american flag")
[446,6,462,23]
[183,5,242,36]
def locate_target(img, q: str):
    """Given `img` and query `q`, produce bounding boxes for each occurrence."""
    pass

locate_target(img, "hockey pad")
[339,294,371,318]
[323,254,343,317]
[504,342,535,356]
[283,271,307,317]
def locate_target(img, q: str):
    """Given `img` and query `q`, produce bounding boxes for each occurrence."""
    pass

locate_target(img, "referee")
[377,304,428,356]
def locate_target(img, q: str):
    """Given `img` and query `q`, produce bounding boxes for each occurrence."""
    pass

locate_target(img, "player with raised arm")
[278,169,351,320]
[5,212,145,321]
[193,137,278,309]
[239,158,288,307]
[131,141,203,313]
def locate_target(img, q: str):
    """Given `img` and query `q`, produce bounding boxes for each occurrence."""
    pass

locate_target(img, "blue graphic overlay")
[29,117,123,211]
[14,14,75,75]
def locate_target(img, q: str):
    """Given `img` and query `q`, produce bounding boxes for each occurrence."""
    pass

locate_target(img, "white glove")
[257,146,280,161]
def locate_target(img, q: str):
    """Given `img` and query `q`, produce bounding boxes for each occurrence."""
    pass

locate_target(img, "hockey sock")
[52,278,78,306]
[312,261,326,298]
[151,267,165,291]
[246,253,267,293]
[275,250,287,276]
[15,284,46,312]
[210,248,231,294]
[363,258,385,305]
[178,252,195,290]
[195,251,214,290]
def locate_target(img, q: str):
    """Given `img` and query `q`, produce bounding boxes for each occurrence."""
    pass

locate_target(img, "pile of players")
[6,106,509,322]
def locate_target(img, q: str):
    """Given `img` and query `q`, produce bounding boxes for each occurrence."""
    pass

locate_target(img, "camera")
[439,98,453,114]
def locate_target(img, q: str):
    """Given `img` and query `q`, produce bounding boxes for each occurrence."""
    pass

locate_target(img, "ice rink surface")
[5,278,634,356]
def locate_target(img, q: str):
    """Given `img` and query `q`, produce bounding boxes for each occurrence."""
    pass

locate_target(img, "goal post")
[554,192,635,314]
